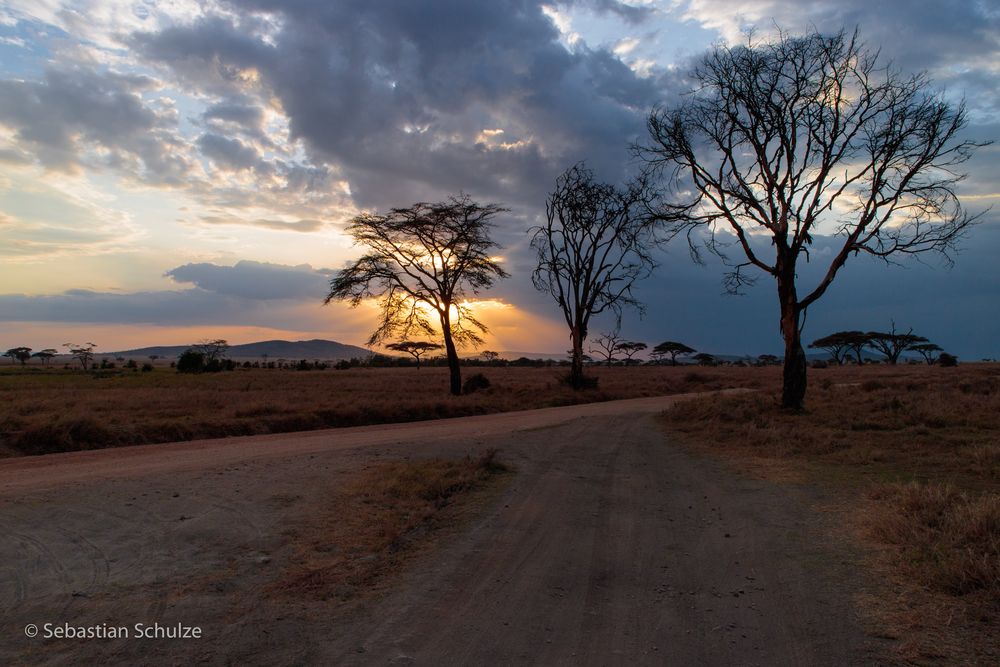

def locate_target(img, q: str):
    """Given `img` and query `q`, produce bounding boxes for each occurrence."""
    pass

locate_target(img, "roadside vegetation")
[662,363,1000,664]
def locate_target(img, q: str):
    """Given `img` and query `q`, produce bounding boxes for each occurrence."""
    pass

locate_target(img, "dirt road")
[0,395,871,665]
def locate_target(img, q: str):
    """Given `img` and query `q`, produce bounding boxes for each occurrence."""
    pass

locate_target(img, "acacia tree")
[326,195,508,396]
[63,342,96,370]
[531,164,656,388]
[4,347,31,365]
[809,333,853,365]
[638,28,987,408]
[867,323,927,364]
[589,331,622,367]
[909,342,943,365]
[616,341,647,365]
[386,340,442,369]
[32,348,58,365]
[652,340,696,366]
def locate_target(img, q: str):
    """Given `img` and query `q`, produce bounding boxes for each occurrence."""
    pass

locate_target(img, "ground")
[1,396,873,665]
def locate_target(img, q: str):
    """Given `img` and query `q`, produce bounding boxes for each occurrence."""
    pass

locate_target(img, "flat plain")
[0,363,996,665]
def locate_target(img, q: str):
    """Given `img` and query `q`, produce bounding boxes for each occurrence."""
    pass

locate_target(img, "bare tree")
[386,340,443,369]
[616,341,647,365]
[531,164,656,389]
[637,28,988,408]
[326,195,509,396]
[651,340,696,366]
[63,342,96,370]
[589,331,622,367]
[193,339,229,363]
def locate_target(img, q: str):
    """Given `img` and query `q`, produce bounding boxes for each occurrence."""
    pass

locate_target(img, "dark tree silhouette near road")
[531,164,656,389]
[326,195,508,396]
[638,28,987,408]
[652,341,696,366]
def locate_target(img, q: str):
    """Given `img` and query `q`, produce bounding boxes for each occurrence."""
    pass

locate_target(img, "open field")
[0,364,782,456]
[0,362,975,457]
[662,362,1000,664]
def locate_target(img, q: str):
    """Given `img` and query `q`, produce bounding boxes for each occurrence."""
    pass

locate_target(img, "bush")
[811,359,829,369]
[462,373,491,394]
[558,372,598,389]
[176,349,205,373]
[939,352,959,367]
[141,363,154,372]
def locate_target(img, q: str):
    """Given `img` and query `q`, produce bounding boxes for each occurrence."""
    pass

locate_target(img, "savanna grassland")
[663,363,1000,665]
[0,364,779,457]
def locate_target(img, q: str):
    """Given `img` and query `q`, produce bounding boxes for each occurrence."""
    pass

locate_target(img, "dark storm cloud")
[164,260,331,300]
[130,0,669,210]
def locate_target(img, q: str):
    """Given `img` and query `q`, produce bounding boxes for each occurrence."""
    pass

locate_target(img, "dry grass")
[0,364,779,456]
[662,363,1000,664]
[274,449,509,601]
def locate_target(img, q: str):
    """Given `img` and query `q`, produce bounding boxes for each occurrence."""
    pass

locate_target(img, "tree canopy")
[326,194,508,395]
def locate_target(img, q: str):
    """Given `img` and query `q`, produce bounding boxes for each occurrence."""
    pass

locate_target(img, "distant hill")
[115,339,371,361]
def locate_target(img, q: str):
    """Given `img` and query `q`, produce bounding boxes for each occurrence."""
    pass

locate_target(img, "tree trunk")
[778,273,807,410]
[569,324,585,389]
[440,314,462,396]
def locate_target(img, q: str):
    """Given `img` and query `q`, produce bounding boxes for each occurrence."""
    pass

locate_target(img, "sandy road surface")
[0,395,870,665]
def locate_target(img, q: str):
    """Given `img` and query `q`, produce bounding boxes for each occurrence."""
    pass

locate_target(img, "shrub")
[141,363,154,372]
[939,352,959,367]
[176,349,205,373]
[462,373,491,394]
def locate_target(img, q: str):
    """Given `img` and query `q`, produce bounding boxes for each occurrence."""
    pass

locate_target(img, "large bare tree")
[531,164,656,388]
[326,195,508,395]
[637,28,987,408]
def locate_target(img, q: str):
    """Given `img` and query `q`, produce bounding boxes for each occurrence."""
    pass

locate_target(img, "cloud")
[128,0,668,211]
[165,260,331,299]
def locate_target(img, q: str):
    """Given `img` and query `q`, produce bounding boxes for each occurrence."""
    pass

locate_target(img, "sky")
[0,0,997,358]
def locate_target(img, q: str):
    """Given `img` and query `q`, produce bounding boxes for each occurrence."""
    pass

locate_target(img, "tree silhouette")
[638,28,987,408]
[809,333,854,365]
[589,331,623,367]
[616,341,647,365]
[32,348,57,365]
[63,342,96,370]
[326,194,508,396]
[386,341,443,369]
[4,347,31,365]
[531,164,656,388]
[908,342,943,365]
[651,341,696,366]
[867,323,927,364]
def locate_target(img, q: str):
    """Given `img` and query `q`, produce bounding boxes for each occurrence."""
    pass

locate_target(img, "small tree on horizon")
[63,342,96,370]
[32,348,58,365]
[4,347,31,365]
[325,194,509,396]
[651,340,696,366]
[616,341,647,365]
[386,340,443,369]
[908,342,943,365]
[808,333,855,365]
[589,331,623,367]
[866,323,927,365]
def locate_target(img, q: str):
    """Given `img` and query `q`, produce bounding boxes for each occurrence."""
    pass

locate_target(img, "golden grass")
[0,365,779,456]
[662,363,1000,664]
[274,450,509,601]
